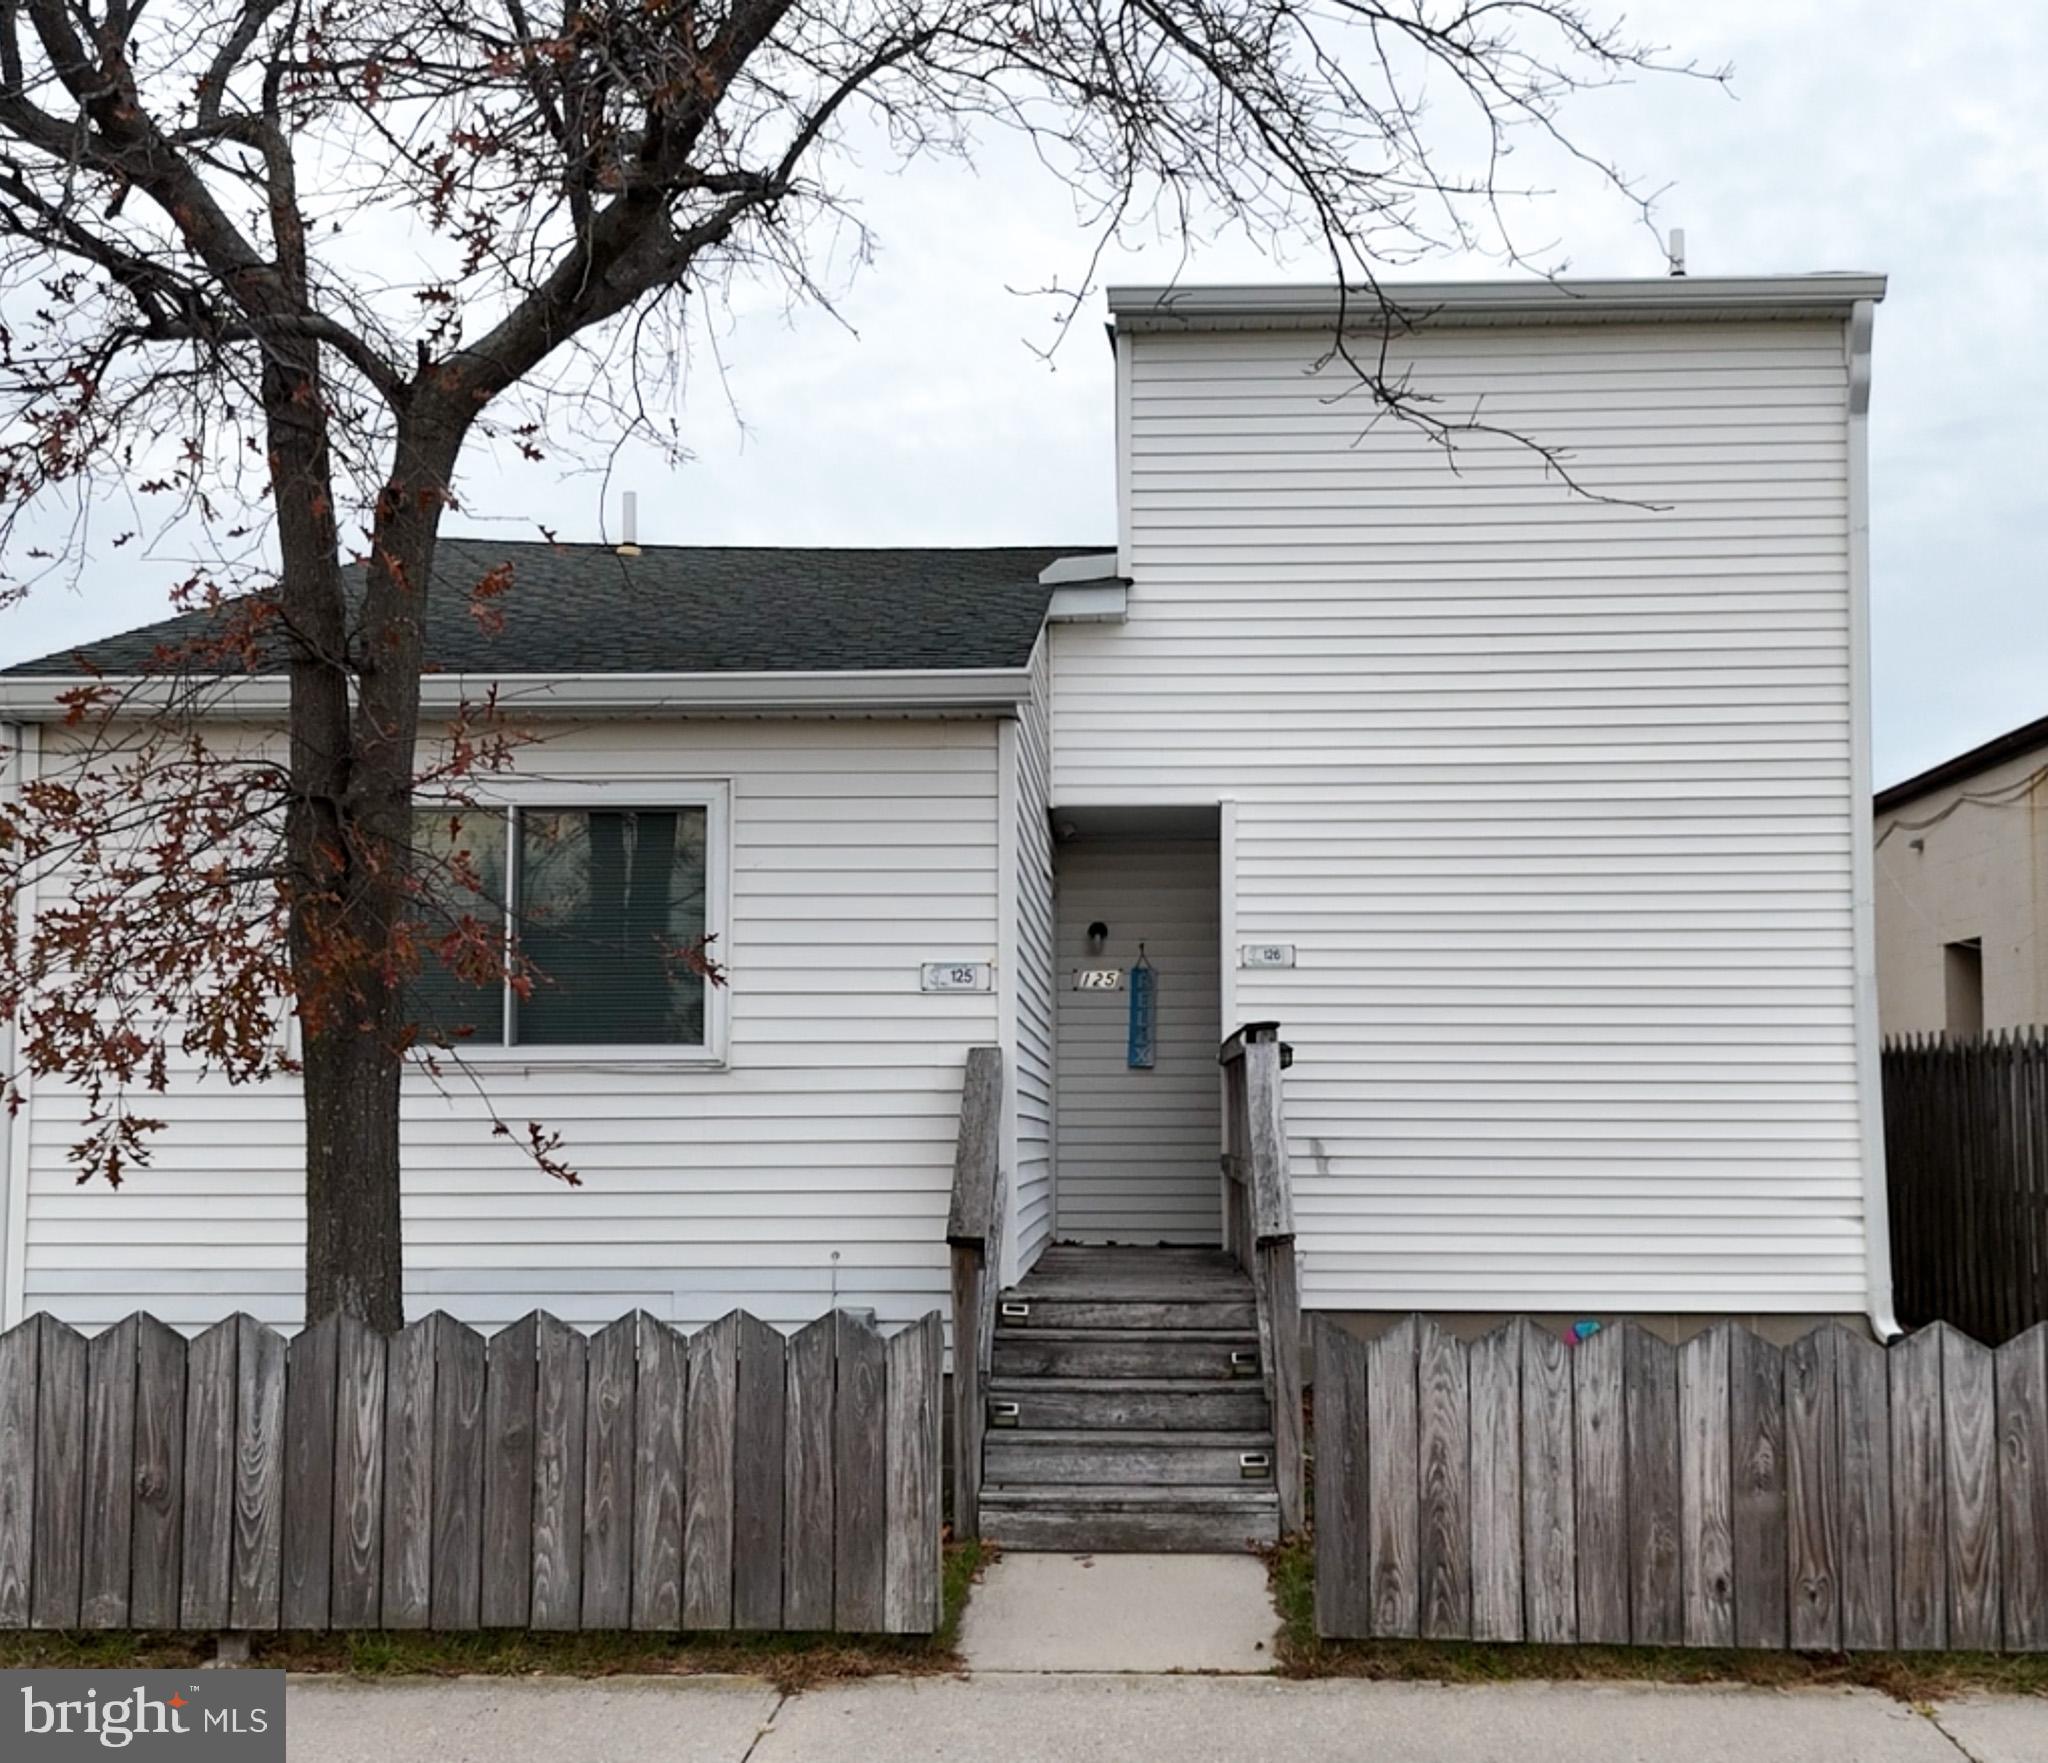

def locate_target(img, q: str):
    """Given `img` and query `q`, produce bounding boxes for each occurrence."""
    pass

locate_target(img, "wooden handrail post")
[945,1046,1004,1540]
[1219,1022,1304,1534]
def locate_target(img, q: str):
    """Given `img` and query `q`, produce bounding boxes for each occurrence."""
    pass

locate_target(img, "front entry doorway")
[1051,813,1222,1244]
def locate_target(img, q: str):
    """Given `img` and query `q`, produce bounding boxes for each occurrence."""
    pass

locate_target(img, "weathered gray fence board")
[1942,1326,2001,1650]
[1891,1325,1949,1650]
[783,1316,836,1632]
[581,1315,638,1630]
[229,1315,287,1631]
[0,1304,935,1642]
[1573,1324,1628,1645]
[530,1314,587,1632]
[1678,1325,1735,1647]
[31,1317,86,1630]
[833,1311,888,1634]
[130,1316,187,1629]
[1623,1323,1681,1646]
[1784,1326,1841,1651]
[1367,1316,1419,1638]
[733,1311,787,1632]
[481,1313,539,1630]
[1729,1328,1787,1649]
[81,1316,138,1629]
[329,1316,385,1629]
[281,1316,338,1630]
[430,1316,487,1630]
[883,1313,941,1635]
[1312,1318,1370,1640]
[1416,1318,1471,1641]
[1997,1323,2048,1651]
[1836,1325,1895,1651]
[380,1317,436,1630]
[684,1311,739,1632]
[631,1313,687,1632]
[1467,1323,1523,1643]
[1521,1320,1577,1644]
[180,1318,238,1630]
[0,1319,35,1629]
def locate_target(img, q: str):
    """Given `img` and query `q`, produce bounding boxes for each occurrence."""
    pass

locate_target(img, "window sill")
[405,1045,729,1074]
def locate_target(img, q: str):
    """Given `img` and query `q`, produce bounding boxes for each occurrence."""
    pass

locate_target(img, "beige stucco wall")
[1875,742,2048,1036]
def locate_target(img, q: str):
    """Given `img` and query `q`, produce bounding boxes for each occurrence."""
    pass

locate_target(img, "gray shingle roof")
[7,539,1100,677]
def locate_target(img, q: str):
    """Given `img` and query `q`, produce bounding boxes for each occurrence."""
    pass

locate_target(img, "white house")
[0,272,1896,1350]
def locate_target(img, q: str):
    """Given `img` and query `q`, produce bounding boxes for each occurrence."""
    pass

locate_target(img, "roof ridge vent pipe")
[1667,227,1687,277]
[616,490,642,557]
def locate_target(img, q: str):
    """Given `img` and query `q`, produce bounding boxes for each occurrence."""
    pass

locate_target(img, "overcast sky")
[0,0,2038,790]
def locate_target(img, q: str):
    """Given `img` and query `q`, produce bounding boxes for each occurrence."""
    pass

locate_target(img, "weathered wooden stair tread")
[1002,1280,1256,1307]
[978,1483,1281,1551]
[983,1482,1277,1507]
[995,1298,1258,1329]
[984,1429,1275,1485]
[987,1378,1271,1430]
[991,1327,1261,1379]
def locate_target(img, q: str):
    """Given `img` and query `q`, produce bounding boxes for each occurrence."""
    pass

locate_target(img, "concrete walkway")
[281,1551,2047,1761]
[958,1552,1278,1672]
[283,1674,2046,1762]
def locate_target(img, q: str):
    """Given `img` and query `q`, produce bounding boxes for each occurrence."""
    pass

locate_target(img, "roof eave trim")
[1874,713,2048,815]
[1108,274,1890,331]
[0,666,1036,720]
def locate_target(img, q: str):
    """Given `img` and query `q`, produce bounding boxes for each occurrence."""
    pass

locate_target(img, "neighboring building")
[1875,715,2048,1039]
[0,271,1897,1340]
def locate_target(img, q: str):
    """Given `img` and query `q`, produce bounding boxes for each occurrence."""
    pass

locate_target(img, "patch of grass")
[1266,1535,2048,1700]
[0,1540,992,1693]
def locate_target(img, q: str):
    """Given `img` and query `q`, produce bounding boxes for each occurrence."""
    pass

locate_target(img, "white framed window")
[409,781,730,1064]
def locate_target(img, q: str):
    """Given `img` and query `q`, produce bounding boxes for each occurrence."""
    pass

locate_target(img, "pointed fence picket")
[1314,1315,2048,1653]
[0,1307,943,1637]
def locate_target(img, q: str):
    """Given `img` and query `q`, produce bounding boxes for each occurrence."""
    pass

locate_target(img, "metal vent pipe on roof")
[617,491,641,556]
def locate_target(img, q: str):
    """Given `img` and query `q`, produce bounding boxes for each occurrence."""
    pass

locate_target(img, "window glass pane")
[516,807,709,1045]
[406,808,509,1046]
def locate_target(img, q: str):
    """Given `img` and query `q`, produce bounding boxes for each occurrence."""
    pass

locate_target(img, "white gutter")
[1109,273,1889,331]
[1844,297,1902,1344]
[0,665,1036,720]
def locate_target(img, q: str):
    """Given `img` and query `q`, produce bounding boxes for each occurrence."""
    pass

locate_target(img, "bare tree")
[0,0,1713,1328]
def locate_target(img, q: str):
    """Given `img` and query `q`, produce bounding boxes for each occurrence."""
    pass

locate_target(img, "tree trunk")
[302,1018,406,1330]
[270,325,465,1327]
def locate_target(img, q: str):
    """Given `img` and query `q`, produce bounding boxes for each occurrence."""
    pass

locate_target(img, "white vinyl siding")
[1010,636,1057,1267]
[1054,317,1868,1313]
[1053,837,1221,1243]
[15,717,1002,1332]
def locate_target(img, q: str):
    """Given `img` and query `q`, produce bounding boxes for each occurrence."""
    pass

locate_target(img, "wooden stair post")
[1222,1022,1304,1535]
[946,1046,1005,1540]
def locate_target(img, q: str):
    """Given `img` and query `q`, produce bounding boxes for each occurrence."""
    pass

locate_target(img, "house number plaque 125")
[921,962,992,993]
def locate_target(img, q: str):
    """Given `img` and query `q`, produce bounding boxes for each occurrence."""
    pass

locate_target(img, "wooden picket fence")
[1313,1315,2048,1652]
[1885,1031,2048,1344]
[0,1307,943,1635]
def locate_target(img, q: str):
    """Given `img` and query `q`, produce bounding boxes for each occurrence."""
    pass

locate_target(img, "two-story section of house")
[0,272,1893,1351]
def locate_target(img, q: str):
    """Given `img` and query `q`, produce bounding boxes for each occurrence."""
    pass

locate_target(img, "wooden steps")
[978,1245,1279,1552]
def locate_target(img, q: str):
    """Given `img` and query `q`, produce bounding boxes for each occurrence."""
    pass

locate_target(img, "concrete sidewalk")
[284,1673,2045,1762]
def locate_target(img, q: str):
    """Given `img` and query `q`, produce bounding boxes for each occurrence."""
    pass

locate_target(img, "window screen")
[514,806,710,1046]
[407,808,509,1046]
